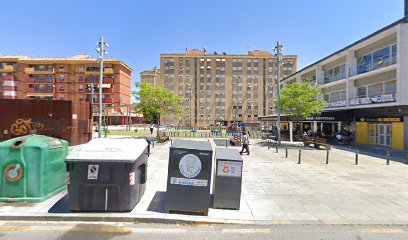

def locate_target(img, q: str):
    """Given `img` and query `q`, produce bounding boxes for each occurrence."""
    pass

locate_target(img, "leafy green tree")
[276,81,326,138]
[132,82,184,135]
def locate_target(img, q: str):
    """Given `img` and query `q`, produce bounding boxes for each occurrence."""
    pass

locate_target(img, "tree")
[276,80,326,139]
[132,83,184,135]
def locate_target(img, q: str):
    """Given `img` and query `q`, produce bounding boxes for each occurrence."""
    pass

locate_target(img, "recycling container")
[165,140,213,215]
[65,138,148,212]
[0,135,69,202]
[213,148,243,210]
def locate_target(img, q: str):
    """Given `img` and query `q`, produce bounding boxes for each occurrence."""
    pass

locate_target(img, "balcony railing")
[349,56,397,77]
[103,98,114,104]
[102,88,113,94]
[0,65,14,72]
[324,100,347,108]
[25,67,54,74]
[27,88,54,93]
[319,73,346,85]
[26,77,54,83]
[349,93,397,106]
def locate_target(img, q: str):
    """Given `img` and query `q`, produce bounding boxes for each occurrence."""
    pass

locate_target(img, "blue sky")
[0,0,405,92]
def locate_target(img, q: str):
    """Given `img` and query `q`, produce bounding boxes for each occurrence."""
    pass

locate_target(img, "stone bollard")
[386,151,390,165]
[298,149,302,164]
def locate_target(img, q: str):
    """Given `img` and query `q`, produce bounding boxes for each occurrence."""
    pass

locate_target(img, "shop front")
[355,117,404,149]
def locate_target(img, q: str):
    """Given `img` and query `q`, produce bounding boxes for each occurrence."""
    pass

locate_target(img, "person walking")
[240,131,250,155]
[149,124,154,135]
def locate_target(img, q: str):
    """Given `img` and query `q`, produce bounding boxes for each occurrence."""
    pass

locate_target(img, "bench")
[304,137,331,150]
[158,132,169,143]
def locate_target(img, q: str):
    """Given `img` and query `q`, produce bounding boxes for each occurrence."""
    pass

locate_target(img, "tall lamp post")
[274,42,283,145]
[96,37,109,138]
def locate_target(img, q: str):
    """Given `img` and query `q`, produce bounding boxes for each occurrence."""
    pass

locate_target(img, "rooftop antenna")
[185,40,188,52]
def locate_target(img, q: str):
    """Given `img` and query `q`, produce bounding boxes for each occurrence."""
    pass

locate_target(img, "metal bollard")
[298,149,301,164]
[152,140,155,148]
[226,140,228,148]
[326,150,329,164]
[355,150,359,165]
[275,145,278,153]
[268,140,270,149]
[171,139,173,145]
[386,151,390,165]
[406,153,408,165]
[285,148,288,158]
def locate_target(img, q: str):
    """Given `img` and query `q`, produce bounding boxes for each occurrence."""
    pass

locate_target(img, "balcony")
[324,100,347,108]
[0,65,14,72]
[103,78,114,84]
[349,56,397,77]
[27,88,54,93]
[1,75,15,81]
[26,77,54,84]
[349,94,397,106]
[104,68,114,75]
[102,88,113,94]
[25,67,54,75]
[103,98,114,104]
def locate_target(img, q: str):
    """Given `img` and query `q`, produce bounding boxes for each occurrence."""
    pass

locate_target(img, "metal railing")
[349,56,397,77]
[349,93,397,106]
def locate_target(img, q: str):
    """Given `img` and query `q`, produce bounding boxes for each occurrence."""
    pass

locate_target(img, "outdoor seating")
[304,137,331,150]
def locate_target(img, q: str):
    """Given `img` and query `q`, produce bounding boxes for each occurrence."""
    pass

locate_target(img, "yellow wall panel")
[356,122,369,144]
[392,122,404,150]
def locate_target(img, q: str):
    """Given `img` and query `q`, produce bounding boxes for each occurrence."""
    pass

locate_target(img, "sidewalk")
[1,138,408,225]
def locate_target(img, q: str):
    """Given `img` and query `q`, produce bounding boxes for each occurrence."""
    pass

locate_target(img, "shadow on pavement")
[147,191,166,213]
[48,194,71,213]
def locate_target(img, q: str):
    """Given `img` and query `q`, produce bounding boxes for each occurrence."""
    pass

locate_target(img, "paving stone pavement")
[1,138,408,224]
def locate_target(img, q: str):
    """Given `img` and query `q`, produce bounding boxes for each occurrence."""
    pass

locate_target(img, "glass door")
[369,124,377,144]
[377,124,385,145]
[385,124,392,146]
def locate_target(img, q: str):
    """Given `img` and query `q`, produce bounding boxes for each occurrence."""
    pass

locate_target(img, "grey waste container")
[65,138,148,212]
[213,148,243,210]
[165,140,213,215]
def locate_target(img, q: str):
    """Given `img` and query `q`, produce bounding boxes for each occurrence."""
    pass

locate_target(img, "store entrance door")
[371,124,392,147]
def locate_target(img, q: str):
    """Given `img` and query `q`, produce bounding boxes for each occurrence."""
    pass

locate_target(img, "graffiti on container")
[10,118,45,136]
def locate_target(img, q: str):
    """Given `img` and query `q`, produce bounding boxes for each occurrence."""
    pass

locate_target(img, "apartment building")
[140,68,160,86]
[274,2,408,150]
[0,55,132,125]
[159,49,297,128]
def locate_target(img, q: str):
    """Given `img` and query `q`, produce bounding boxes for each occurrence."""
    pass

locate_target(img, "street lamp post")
[96,37,109,138]
[274,42,283,145]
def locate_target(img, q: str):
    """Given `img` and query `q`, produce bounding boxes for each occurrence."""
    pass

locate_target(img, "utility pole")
[96,37,109,138]
[274,42,283,145]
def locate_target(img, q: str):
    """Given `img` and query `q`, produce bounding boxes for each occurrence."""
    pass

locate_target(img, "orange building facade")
[0,55,133,125]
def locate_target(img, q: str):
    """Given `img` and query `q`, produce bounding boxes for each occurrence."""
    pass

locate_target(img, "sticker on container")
[217,161,242,177]
[170,177,208,187]
[129,172,135,186]
[87,164,99,180]
[179,154,202,178]
[66,172,70,185]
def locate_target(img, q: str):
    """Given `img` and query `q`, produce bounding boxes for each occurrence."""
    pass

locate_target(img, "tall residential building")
[140,68,160,86]
[160,49,297,128]
[0,55,132,124]
[267,1,408,150]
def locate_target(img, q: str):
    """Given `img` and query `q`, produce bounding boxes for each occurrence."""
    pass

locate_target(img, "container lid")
[216,148,243,162]
[65,138,147,163]
[171,140,213,151]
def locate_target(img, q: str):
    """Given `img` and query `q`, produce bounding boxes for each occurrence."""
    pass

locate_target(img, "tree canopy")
[132,82,184,124]
[276,81,326,123]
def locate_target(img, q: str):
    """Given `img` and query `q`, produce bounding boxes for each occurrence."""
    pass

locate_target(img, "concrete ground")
[1,138,408,225]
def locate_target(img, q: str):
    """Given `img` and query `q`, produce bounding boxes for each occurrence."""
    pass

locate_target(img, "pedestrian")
[149,123,154,134]
[240,131,250,155]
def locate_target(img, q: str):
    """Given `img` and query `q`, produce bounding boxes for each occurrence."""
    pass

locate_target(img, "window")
[357,87,367,98]
[59,74,65,81]
[384,81,396,94]
[59,65,65,70]
[368,83,383,97]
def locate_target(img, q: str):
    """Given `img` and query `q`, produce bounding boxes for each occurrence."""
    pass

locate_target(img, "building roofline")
[160,53,297,58]
[0,55,133,72]
[282,18,405,81]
